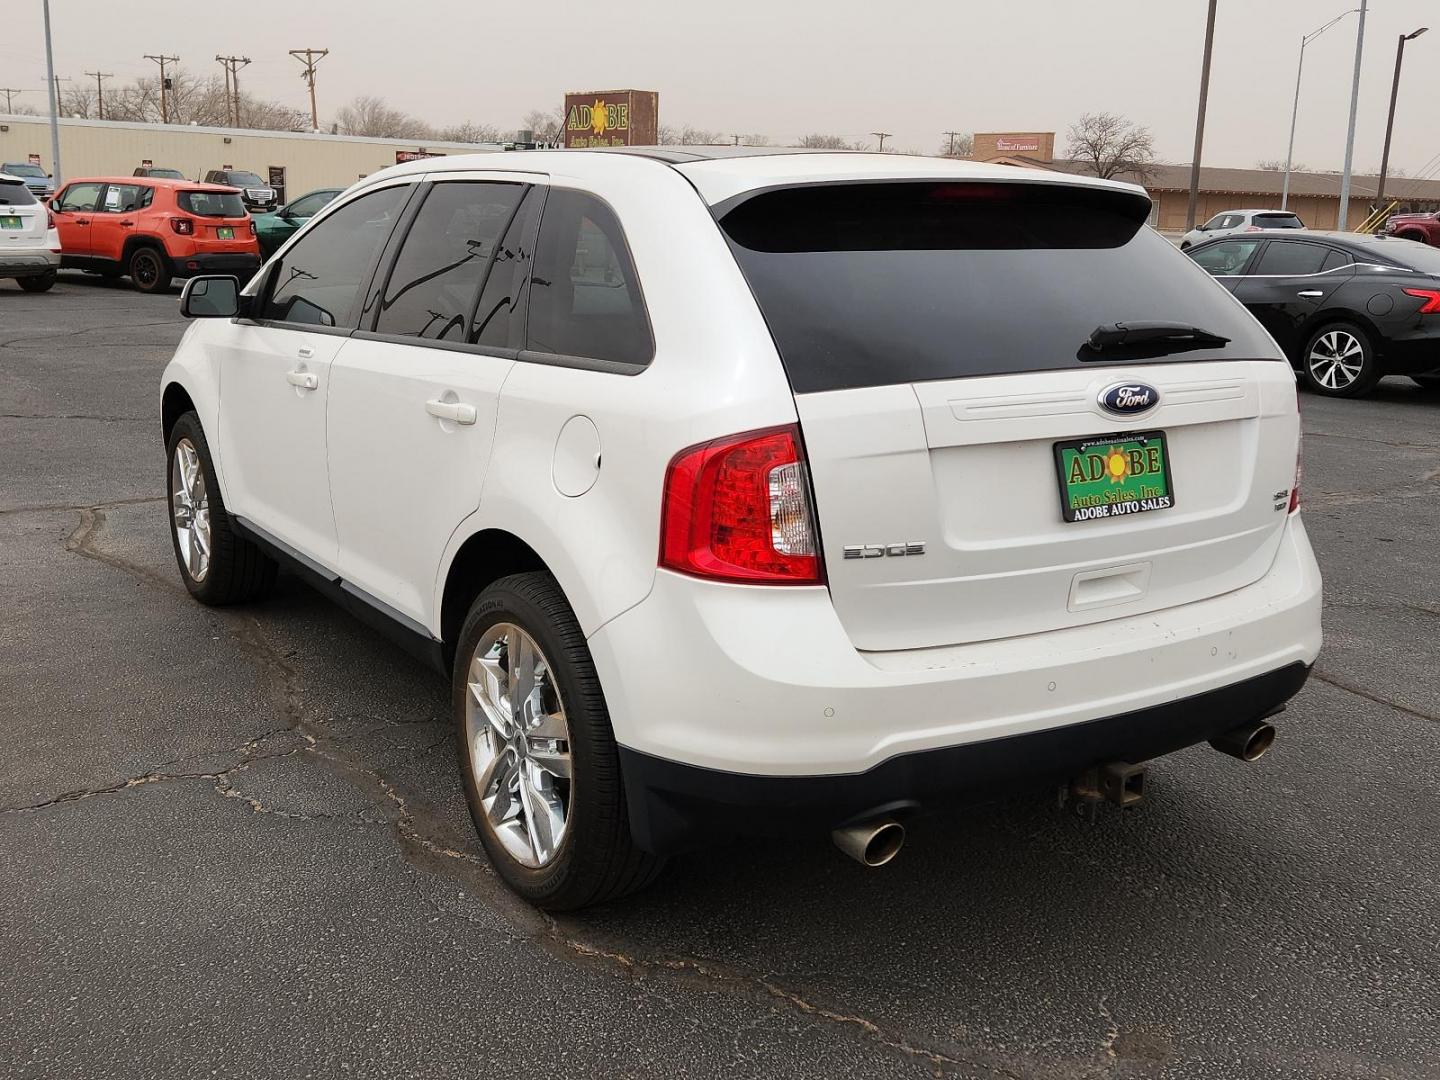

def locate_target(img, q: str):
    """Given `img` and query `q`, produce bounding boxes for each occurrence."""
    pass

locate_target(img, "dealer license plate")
[0,216,22,229]
[1053,431,1175,523]
[216,226,235,239]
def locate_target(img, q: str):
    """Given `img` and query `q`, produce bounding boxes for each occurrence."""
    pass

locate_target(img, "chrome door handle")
[297,345,315,358]
[286,370,319,391]
[425,399,477,425]
[1297,290,1324,298]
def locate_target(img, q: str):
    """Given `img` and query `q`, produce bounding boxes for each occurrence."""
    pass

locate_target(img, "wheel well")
[161,383,195,445]
[440,530,549,663]
[1295,311,1384,361]
[122,235,166,265]
[1393,230,1427,243]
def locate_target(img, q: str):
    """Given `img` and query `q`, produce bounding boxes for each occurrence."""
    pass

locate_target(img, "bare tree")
[521,107,564,144]
[435,120,500,144]
[936,132,974,158]
[796,133,858,150]
[59,85,98,119]
[1065,112,1156,181]
[74,67,304,131]
[657,123,727,146]
[335,95,429,139]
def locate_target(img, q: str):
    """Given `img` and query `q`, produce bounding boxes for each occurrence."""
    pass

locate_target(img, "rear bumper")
[590,514,1322,852]
[169,252,261,277]
[0,248,60,275]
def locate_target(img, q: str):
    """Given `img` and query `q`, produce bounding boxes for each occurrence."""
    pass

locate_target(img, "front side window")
[1253,241,1328,276]
[286,190,336,218]
[526,189,652,366]
[1190,239,1261,275]
[56,183,104,213]
[261,185,408,328]
[375,181,524,342]
[101,184,151,212]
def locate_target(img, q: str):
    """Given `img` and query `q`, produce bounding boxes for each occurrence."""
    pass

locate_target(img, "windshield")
[180,190,247,217]
[227,172,265,187]
[149,168,185,179]
[0,179,37,205]
[721,181,1279,393]
[4,163,45,178]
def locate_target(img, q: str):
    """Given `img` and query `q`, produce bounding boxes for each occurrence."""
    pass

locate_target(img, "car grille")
[245,188,275,201]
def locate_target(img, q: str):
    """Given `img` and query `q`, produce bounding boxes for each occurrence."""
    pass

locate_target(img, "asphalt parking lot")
[3,275,1438,1080]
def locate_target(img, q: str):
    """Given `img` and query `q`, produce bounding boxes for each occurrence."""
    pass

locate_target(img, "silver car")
[1180,208,1304,250]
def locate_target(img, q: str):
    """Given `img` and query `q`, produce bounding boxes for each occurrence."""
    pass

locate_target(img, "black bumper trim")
[618,662,1311,855]
[170,252,261,277]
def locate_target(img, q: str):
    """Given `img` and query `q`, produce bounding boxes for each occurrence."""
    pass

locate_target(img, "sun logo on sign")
[590,100,609,138]
[1105,447,1131,484]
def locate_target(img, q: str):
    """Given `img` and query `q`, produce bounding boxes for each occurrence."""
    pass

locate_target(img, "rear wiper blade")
[1086,321,1231,353]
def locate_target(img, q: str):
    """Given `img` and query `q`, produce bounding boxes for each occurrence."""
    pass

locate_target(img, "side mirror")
[180,275,241,318]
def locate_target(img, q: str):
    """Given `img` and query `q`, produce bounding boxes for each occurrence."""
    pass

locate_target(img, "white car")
[161,149,1323,909]
[1180,208,1305,250]
[1,171,61,291]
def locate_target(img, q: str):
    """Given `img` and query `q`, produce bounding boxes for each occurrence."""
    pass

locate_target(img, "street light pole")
[41,0,62,185]
[1185,0,1219,233]
[1283,9,1360,210]
[1336,0,1368,231]
[1376,27,1428,207]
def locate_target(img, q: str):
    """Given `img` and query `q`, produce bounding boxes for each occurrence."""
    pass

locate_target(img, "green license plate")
[216,226,235,239]
[1054,431,1175,523]
[0,216,21,229]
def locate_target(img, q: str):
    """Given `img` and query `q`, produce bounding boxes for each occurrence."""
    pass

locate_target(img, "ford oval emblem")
[1098,382,1160,416]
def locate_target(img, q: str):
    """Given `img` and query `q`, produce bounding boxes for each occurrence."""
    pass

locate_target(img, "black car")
[201,169,278,213]
[1186,231,1440,397]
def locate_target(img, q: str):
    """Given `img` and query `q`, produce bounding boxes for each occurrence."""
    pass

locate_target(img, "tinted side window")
[526,190,653,366]
[1320,248,1352,272]
[1253,241,1328,276]
[1190,239,1260,275]
[287,191,334,218]
[472,186,540,348]
[56,183,103,212]
[375,181,524,342]
[262,185,408,328]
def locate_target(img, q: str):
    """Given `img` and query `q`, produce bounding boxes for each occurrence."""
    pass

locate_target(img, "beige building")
[0,114,501,202]
[974,131,1440,231]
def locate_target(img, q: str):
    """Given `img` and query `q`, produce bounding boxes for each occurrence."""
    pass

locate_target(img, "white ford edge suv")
[161,148,1322,909]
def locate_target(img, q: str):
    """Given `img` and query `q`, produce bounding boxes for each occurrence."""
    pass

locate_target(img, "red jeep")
[1383,211,1440,247]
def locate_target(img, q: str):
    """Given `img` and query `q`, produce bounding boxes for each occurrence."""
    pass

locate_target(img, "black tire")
[166,411,277,605]
[453,572,663,910]
[1411,374,1440,391]
[128,245,171,293]
[17,272,56,293]
[1299,321,1381,398]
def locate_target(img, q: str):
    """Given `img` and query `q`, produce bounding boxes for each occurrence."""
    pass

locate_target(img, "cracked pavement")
[2,276,1438,1079]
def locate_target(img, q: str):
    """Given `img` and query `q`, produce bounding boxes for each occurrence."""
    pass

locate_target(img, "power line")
[143,54,180,123]
[0,87,23,112]
[215,55,251,127]
[83,70,113,120]
[288,48,328,131]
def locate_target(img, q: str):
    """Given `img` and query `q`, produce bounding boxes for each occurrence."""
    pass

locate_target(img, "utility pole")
[289,48,329,131]
[1376,27,1428,208]
[0,88,22,113]
[1185,0,1219,232]
[943,130,962,157]
[42,0,62,184]
[216,55,251,127]
[144,53,180,123]
[1336,0,1368,231]
[871,131,891,152]
[84,70,113,120]
[52,74,71,112]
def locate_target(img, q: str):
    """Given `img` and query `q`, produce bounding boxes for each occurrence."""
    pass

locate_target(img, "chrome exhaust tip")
[1209,721,1277,762]
[832,818,905,867]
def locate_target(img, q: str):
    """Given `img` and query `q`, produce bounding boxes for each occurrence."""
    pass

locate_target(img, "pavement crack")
[64,504,181,592]
[0,413,148,423]
[1312,668,1440,724]
[1304,430,1440,452]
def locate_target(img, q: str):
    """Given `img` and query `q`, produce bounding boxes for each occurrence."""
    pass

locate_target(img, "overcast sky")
[4,0,1437,176]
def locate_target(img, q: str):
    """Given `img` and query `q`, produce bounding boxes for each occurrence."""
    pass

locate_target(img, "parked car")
[201,169,278,213]
[50,176,260,293]
[1381,210,1440,247]
[1,161,55,199]
[1179,208,1304,250]
[133,166,187,180]
[161,149,1321,909]
[1186,230,1440,395]
[253,187,343,257]
[1,171,60,291]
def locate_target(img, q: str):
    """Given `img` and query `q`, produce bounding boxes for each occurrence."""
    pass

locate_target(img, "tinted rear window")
[0,180,37,206]
[1253,213,1304,229]
[180,191,246,217]
[1368,239,1440,275]
[721,182,1277,393]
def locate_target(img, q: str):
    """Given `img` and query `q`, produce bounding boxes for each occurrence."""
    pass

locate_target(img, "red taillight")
[1402,287,1440,314]
[46,208,55,229]
[170,216,194,235]
[660,425,823,585]
[249,219,257,237]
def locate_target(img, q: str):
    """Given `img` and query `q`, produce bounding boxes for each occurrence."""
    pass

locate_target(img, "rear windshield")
[0,179,37,206]
[4,163,45,178]
[1368,239,1440,275]
[180,190,247,217]
[720,181,1277,394]
[1253,213,1304,229]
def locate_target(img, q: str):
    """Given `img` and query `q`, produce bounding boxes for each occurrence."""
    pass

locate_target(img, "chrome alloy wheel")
[465,623,573,868]
[1307,330,1365,391]
[171,438,211,583]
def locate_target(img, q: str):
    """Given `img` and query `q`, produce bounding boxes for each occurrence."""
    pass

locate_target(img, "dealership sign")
[396,149,445,164]
[995,137,1042,153]
[563,90,658,148]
